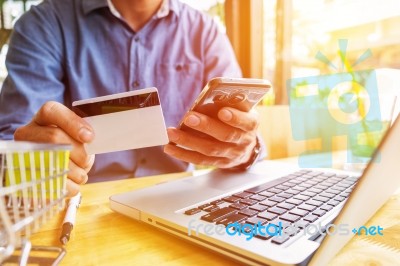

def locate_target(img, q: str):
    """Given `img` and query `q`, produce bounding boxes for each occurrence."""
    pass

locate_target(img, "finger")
[167,127,242,159]
[164,143,238,168]
[218,107,259,132]
[66,179,80,197]
[34,101,94,143]
[68,160,89,185]
[183,111,245,144]
[15,125,93,170]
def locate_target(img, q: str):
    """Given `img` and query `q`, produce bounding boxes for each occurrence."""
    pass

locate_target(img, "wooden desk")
[24,161,400,265]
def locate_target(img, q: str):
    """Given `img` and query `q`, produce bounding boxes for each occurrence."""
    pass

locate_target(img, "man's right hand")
[14,101,95,196]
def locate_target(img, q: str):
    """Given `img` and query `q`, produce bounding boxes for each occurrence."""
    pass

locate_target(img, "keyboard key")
[335,182,351,189]
[304,180,319,186]
[239,209,258,217]
[259,191,275,197]
[254,233,273,240]
[312,209,326,217]
[271,235,290,245]
[201,207,236,222]
[223,196,240,203]
[300,191,317,197]
[320,205,333,211]
[276,192,293,199]
[288,179,302,185]
[286,189,301,195]
[292,186,307,192]
[210,199,224,205]
[250,194,267,201]
[332,186,346,192]
[298,183,313,189]
[259,199,277,207]
[313,196,330,203]
[246,217,267,225]
[269,196,286,203]
[257,211,278,221]
[240,198,258,206]
[322,179,338,185]
[314,184,329,190]
[230,203,248,210]
[286,198,303,205]
[275,184,290,190]
[327,200,341,206]
[341,192,350,198]
[334,195,346,202]
[298,204,317,212]
[277,202,295,210]
[325,189,340,195]
[268,207,287,215]
[294,220,309,229]
[268,188,283,194]
[294,195,310,201]
[244,177,290,194]
[270,219,290,229]
[289,208,309,217]
[203,205,220,212]
[282,182,296,188]
[216,213,247,226]
[308,187,323,194]
[184,208,201,215]
[303,215,319,223]
[233,192,253,199]
[305,200,323,207]
[198,203,212,210]
[319,192,336,198]
[249,204,269,212]
[280,213,301,223]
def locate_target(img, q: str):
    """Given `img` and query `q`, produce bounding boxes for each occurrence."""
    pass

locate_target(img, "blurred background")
[0,0,399,105]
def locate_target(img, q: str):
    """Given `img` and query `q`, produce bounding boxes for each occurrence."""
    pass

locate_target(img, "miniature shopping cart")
[0,141,70,265]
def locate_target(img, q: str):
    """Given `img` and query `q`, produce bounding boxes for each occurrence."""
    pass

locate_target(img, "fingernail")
[167,128,179,142]
[79,127,94,142]
[219,109,233,122]
[185,115,200,127]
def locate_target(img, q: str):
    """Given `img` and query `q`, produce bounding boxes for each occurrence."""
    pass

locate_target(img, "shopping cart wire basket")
[0,141,71,265]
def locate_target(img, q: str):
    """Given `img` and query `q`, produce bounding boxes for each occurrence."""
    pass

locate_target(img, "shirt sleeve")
[201,19,242,83]
[0,3,65,140]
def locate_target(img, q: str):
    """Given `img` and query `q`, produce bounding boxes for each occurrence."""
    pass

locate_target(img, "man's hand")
[164,107,259,168]
[14,101,95,196]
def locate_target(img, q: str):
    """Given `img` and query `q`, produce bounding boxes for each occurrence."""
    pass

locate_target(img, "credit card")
[72,88,168,155]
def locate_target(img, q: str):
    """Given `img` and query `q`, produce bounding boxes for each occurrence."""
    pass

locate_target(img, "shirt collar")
[82,0,180,18]
[82,0,108,15]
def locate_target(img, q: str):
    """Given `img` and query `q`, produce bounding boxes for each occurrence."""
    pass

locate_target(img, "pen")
[60,192,81,245]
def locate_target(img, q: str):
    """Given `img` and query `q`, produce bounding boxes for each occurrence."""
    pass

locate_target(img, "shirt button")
[132,81,140,88]
[175,65,182,71]
[134,37,140,42]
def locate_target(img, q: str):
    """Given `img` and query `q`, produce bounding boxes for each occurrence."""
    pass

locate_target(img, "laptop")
[109,114,400,266]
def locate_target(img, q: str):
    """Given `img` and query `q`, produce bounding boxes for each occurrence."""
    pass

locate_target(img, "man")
[0,0,261,195]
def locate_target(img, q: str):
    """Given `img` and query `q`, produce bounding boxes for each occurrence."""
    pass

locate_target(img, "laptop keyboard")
[183,170,359,245]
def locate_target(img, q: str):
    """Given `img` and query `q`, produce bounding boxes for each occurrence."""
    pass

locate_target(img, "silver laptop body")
[110,115,400,265]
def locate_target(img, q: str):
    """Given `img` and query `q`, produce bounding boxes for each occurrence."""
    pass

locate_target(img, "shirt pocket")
[155,62,204,127]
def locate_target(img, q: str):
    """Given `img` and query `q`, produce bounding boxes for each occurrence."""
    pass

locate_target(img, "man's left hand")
[164,107,259,168]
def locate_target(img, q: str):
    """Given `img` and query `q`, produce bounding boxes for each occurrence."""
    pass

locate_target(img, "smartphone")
[179,77,271,134]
